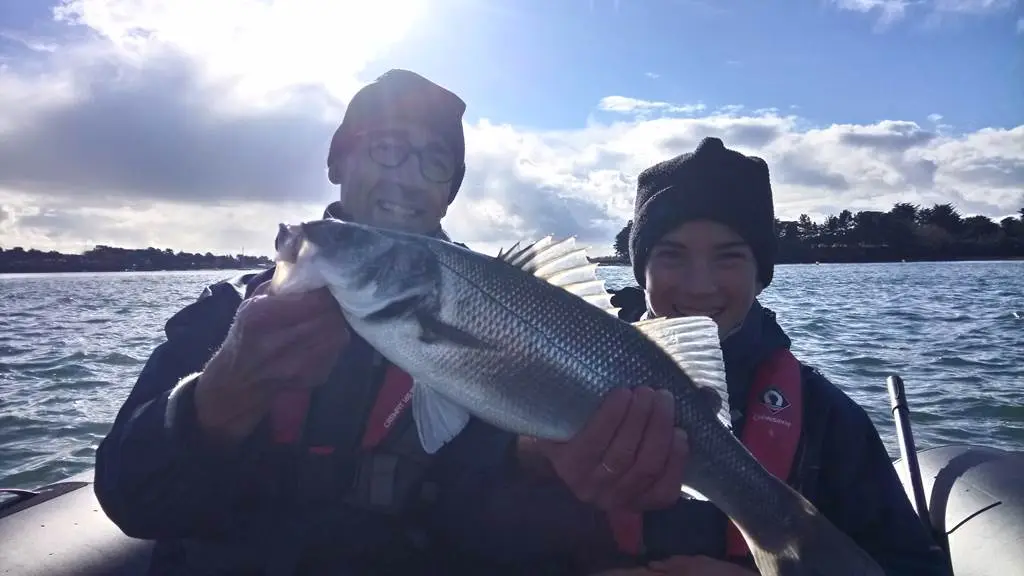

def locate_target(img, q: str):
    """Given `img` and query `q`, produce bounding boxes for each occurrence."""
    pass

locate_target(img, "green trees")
[613,219,633,260]
[611,203,1024,264]
[0,245,272,273]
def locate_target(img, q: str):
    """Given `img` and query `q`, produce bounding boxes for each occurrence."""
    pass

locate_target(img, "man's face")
[644,219,762,337]
[335,120,457,235]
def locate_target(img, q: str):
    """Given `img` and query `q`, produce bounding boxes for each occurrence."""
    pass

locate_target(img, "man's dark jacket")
[91,208,616,575]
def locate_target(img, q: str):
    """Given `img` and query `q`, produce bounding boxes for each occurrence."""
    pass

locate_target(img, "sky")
[0,0,1021,258]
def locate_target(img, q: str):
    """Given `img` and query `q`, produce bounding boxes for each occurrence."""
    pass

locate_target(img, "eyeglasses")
[362,132,458,184]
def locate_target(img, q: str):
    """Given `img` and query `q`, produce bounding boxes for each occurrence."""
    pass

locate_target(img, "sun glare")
[55,0,428,102]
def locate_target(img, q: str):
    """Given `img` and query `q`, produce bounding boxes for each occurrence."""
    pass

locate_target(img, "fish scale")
[271,218,887,576]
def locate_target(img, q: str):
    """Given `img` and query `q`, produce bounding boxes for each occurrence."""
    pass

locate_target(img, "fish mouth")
[274,223,305,264]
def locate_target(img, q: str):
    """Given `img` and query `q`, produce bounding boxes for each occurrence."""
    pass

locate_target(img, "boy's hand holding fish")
[192,281,348,445]
[526,386,690,512]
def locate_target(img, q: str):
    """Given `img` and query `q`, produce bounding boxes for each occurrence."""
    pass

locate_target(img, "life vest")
[266,336,803,560]
[268,350,431,515]
[606,347,804,560]
[259,232,461,517]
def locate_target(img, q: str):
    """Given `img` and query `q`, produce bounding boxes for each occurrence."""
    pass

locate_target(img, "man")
[93,69,686,575]
[585,137,952,575]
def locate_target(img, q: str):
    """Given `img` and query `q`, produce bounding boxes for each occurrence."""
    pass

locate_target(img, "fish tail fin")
[741,497,886,576]
[632,315,731,429]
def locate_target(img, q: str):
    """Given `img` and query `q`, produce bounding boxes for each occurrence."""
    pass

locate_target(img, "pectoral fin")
[416,311,491,349]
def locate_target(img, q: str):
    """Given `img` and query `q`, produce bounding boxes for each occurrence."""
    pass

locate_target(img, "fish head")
[276,218,441,321]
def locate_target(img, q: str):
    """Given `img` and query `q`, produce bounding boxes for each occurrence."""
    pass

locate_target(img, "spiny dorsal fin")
[496,236,619,317]
[632,315,730,430]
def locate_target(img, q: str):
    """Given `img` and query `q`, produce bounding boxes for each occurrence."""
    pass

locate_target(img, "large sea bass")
[271,218,885,576]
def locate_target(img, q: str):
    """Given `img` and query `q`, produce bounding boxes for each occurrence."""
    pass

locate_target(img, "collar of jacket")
[638,299,793,422]
[322,201,454,243]
[720,299,793,420]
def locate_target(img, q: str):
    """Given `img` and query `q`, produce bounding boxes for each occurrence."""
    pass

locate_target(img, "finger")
[537,388,633,486]
[257,322,347,382]
[269,336,344,388]
[634,427,689,510]
[244,314,344,369]
[604,388,675,508]
[241,299,344,347]
[583,387,657,505]
[648,555,694,572]
[240,288,340,330]
[250,280,273,297]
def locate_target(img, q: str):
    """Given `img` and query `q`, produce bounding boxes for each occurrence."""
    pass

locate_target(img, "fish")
[270,217,886,576]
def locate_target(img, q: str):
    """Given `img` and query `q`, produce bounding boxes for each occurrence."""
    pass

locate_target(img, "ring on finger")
[601,461,618,474]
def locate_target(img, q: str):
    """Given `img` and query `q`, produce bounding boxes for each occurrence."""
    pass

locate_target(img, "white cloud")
[831,0,911,28]
[1,0,1022,260]
[597,96,707,116]
[830,0,1017,26]
[931,0,1017,14]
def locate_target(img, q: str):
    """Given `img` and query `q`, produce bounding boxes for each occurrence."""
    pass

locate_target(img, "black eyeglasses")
[362,132,458,184]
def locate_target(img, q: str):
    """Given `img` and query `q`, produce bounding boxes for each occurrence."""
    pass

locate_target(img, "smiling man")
[93,68,686,575]
[324,69,465,235]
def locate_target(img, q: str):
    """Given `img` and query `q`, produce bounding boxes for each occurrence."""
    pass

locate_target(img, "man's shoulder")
[163,268,274,342]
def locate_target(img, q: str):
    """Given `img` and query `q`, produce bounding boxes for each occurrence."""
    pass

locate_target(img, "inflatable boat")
[1,376,1021,575]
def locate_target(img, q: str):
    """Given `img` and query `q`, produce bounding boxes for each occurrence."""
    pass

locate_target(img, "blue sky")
[358,0,1023,132]
[0,0,1021,256]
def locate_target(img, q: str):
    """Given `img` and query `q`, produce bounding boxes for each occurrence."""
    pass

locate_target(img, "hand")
[648,555,758,575]
[529,386,688,512]
[590,568,662,576]
[193,280,349,443]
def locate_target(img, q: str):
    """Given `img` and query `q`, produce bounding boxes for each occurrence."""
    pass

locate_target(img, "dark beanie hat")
[628,136,777,289]
[326,69,467,203]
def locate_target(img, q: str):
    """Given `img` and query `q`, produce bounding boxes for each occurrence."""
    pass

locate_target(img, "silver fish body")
[271,218,886,576]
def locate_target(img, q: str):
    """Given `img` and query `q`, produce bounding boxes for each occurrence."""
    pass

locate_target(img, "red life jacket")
[606,347,804,559]
[269,363,415,452]
[268,346,802,561]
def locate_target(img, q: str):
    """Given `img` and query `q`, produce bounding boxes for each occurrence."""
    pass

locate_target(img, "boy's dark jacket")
[93,218,950,575]
[609,287,950,574]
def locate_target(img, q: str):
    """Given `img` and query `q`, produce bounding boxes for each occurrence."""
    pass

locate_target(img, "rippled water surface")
[1,262,1022,489]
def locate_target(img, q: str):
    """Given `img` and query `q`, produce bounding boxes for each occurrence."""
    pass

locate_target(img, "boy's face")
[335,119,456,235]
[644,219,762,337]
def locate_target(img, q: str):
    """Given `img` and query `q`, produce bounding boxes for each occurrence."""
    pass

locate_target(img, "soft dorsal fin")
[496,236,619,317]
[632,315,731,430]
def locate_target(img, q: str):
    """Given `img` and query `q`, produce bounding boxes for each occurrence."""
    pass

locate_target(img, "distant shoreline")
[0,267,271,275]
[590,255,1024,267]
[3,257,1022,275]
[0,245,273,275]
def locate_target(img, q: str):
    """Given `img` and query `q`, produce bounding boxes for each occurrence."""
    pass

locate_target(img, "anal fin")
[632,315,731,430]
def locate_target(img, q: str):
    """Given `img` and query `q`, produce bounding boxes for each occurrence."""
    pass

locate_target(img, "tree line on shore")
[3,202,1022,273]
[0,244,273,274]
[605,203,1024,265]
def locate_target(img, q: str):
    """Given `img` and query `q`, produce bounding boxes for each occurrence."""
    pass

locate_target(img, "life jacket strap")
[605,348,805,559]
[725,348,804,558]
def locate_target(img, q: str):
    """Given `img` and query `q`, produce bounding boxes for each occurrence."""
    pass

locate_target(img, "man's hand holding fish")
[193,284,348,445]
